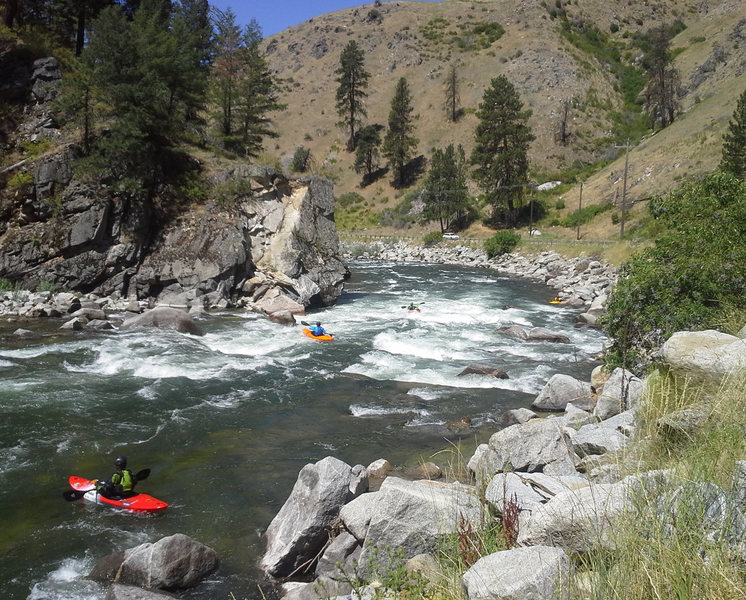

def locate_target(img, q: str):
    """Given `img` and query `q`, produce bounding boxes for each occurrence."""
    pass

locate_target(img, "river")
[0,260,606,600]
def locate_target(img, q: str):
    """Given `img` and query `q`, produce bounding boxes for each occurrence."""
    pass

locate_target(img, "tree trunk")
[3,0,19,28]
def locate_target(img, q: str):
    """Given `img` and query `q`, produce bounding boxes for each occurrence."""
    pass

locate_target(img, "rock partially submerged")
[90,533,218,592]
[120,307,204,336]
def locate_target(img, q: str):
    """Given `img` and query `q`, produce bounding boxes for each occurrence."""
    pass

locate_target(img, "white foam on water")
[349,404,430,418]
[372,331,448,361]
[0,443,30,476]
[0,359,14,367]
[27,556,103,600]
[406,387,444,401]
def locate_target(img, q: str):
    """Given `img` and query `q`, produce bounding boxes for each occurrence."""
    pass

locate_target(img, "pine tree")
[423,144,469,232]
[470,75,534,225]
[354,124,383,181]
[721,88,746,179]
[642,25,680,129]
[382,77,418,186]
[212,8,245,140]
[443,63,460,123]
[335,40,370,151]
[234,22,285,157]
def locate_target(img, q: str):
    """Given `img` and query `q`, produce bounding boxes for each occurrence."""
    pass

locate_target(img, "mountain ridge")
[261,0,746,236]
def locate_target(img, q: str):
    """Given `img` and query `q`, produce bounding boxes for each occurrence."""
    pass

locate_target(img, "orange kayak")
[302,328,334,341]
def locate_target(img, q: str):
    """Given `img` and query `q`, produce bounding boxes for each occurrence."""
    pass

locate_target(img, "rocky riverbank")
[259,328,746,600]
[342,240,618,327]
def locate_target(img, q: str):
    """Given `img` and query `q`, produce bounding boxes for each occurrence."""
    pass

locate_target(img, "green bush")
[290,146,312,172]
[603,172,746,370]
[560,202,612,227]
[484,231,521,257]
[0,278,15,291]
[336,192,365,209]
[7,171,33,189]
[423,231,442,245]
[555,198,566,210]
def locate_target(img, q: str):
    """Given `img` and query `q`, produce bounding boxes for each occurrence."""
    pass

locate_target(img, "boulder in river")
[120,307,204,336]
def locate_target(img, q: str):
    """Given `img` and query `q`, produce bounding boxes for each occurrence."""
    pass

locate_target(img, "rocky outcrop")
[0,151,348,314]
[120,307,204,336]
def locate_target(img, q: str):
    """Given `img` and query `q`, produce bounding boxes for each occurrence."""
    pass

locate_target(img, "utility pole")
[576,181,583,241]
[614,138,633,239]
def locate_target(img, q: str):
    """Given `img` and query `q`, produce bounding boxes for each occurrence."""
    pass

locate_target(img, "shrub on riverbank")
[483,231,520,257]
[603,172,746,370]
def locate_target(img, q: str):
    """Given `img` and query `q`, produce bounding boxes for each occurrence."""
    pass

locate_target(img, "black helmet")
[114,455,127,469]
[316,321,321,326]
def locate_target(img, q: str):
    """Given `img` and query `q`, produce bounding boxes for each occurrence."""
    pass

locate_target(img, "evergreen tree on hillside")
[382,77,418,186]
[335,40,370,151]
[235,21,285,157]
[470,75,534,225]
[443,63,460,123]
[354,124,383,182]
[642,24,680,129]
[62,1,210,186]
[423,144,469,232]
[721,88,746,179]
[212,9,246,140]
[212,13,283,156]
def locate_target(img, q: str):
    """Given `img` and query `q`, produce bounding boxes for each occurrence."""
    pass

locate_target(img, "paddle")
[62,468,150,501]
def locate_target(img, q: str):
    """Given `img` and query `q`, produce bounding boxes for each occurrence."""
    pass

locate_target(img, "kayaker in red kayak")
[96,455,136,499]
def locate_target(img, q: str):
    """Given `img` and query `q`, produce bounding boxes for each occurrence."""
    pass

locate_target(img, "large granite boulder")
[462,546,570,600]
[468,418,579,479]
[346,477,483,577]
[660,330,746,384]
[90,534,218,591]
[261,457,367,578]
[532,373,594,411]
[517,482,629,553]
[593,368,644,420]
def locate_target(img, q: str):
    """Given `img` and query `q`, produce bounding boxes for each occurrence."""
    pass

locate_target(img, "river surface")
[0,260,606,600]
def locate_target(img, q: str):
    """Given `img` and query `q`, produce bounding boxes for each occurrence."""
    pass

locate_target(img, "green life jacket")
[111,468,134,492]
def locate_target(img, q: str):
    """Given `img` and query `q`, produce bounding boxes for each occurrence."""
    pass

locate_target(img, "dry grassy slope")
[260,0,746,237]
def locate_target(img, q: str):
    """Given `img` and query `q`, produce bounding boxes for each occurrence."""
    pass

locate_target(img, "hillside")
[261,0,746,237]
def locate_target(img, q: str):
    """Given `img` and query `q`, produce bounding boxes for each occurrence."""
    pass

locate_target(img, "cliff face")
[0,155,348,311]
[0,56,348,313]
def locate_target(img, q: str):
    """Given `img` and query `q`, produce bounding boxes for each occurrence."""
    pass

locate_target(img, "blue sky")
[209,0,441,38]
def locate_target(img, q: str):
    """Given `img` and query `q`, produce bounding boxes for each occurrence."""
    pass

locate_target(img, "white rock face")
[660,329,746,383]
[463,546,570,600]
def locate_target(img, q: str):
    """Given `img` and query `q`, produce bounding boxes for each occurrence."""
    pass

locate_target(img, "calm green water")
[0,261,606,600]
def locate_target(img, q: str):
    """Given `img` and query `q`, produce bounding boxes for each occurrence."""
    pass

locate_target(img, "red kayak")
[68,475,168,512]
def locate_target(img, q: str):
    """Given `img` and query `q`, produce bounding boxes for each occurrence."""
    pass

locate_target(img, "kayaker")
[96,455,135,499]
[311,321,327,336]
[407,303,418,310]
[552,295,562,303]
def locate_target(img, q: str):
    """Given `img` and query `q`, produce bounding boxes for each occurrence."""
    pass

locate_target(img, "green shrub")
[611,211,620,224]
[555,198,565,210]
[0,278,15,291]
[336,192,365,209]
[7,171,33,189]
[484,231,521,257]
[603,172,746,370]
[423,231,442,245]
[560,202,612,227]
[290,146,312,173]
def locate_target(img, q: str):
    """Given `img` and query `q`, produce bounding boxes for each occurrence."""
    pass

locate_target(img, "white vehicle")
[442,232,459,240]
